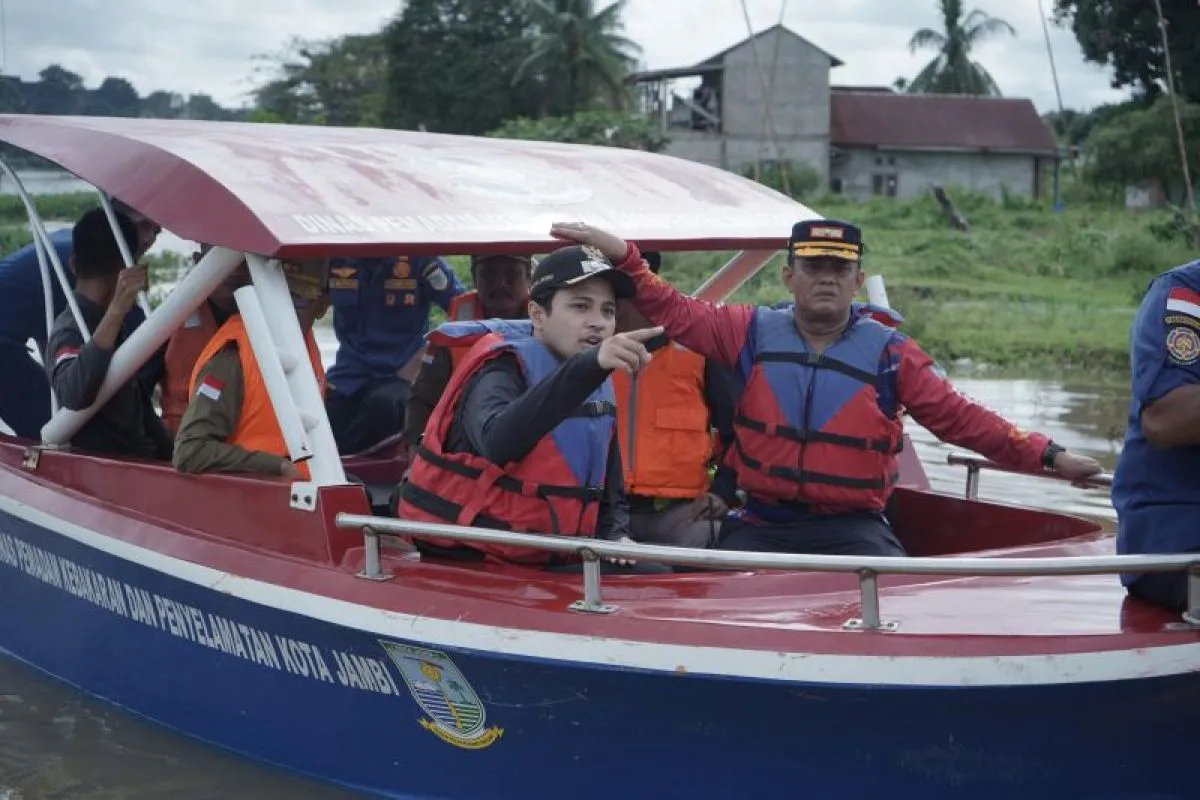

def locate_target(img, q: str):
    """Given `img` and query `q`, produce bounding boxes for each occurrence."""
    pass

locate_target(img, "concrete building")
[627,25,1059,200]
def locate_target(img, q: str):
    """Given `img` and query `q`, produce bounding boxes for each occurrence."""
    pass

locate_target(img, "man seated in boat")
[324,254,464,456]
[172,258,330,479]
[612,251,741,549]
[1111,257,1200,612]
[0,200,160,439]
[394,245,668,572]
[402,251,739,549]
[400,253,534,451]
[44,209,172,461]
[550,220,1102,556]
[157,244,251,434]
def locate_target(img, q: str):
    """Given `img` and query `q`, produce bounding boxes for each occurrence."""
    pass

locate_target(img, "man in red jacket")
[549,220,1101,556]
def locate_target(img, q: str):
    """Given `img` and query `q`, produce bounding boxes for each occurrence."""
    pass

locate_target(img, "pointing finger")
[624,326,665,343]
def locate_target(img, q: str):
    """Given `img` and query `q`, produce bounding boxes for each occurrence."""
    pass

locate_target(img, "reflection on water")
[904,376,1123,523]
[0,657,356,799]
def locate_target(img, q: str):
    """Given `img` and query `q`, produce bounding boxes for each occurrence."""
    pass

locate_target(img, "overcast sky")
[4,0,1127,114]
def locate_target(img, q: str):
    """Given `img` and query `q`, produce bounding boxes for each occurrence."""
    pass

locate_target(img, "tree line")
[0,65,245,167]
[249,0,645,144]
[0,66,241,121]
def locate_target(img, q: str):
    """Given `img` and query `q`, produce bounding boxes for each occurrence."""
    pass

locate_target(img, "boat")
[0,114,1196,800]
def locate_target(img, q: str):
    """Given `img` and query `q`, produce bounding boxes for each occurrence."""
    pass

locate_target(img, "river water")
[1,171,1130,797]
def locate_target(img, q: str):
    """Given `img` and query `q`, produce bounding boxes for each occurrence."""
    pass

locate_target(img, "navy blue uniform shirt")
[325,255,463,396]
[1113,259,1200,578]
[0,228,75,346]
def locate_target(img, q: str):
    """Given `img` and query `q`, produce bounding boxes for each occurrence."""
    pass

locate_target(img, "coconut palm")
[907,0,1016,96]
[514,0,642,116]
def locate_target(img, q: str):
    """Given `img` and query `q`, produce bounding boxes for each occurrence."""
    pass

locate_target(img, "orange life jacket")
[447,291,483,322]
[611,342,712,498]
[731,307,905,514]
[189,315,326,480]
[397,334,616,564]
[162,302,219,433]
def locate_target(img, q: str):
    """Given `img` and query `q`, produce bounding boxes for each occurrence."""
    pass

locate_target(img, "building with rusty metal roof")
[627,24,1060,201]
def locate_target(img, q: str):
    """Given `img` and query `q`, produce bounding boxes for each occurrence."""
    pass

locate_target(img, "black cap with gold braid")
[789,219,864,262]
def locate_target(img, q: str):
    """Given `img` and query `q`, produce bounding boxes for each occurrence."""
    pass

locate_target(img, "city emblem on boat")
[381,641,503,750]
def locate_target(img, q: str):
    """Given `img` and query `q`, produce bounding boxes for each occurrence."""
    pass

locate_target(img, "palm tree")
[906,0,1015,96]
[514,0,642,117]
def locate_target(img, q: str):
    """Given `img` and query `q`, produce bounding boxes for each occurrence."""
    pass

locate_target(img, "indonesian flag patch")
[1166,286,1200,319]
[197,376,224,402]
[53,346,80,366]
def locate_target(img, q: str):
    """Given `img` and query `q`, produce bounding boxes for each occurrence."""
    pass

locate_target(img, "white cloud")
[2,0,1127,112]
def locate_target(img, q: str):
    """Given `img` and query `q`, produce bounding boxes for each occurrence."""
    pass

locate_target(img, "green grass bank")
[6,190,1194,374]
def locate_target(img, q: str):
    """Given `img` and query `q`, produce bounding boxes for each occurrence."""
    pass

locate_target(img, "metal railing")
[946,452,1114,501]
[334,514,1200,632]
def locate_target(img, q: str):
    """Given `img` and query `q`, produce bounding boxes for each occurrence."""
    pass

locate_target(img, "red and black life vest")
[397,332,616,564]
[730,307,905,514]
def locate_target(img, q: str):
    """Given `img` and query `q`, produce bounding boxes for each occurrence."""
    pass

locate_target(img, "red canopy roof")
[0,115,818,258]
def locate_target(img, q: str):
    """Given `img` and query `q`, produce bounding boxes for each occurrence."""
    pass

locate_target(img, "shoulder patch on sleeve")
[1167,286,1200,316]
[196,375,225,401]
[1165,285,1200,329]
[52,346,80,367]
[1166,325,1200,365]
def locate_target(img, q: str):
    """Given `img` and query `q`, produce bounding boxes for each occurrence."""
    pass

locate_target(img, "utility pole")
[1151,0,1198,239]
[1036,0,1077,200]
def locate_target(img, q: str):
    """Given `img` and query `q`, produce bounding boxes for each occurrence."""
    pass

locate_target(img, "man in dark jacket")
[0,200,159,438]
[397,245,668,572]
[44,209,171,460]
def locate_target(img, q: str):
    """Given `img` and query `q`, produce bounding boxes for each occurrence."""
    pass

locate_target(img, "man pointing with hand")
[548,220,1101,557]
[397,244,667,572]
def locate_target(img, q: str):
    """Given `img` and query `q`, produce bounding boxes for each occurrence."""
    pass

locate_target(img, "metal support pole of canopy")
[0,157,94,422]
[245,255,345,490]
[1184,570,1200,626]
[32,229,57,415]
[0,159,89,340]
[97,191,153,319]
[232,284,313,465]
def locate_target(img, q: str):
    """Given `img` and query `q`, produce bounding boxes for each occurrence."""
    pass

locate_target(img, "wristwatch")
[1041,442,1065,471]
